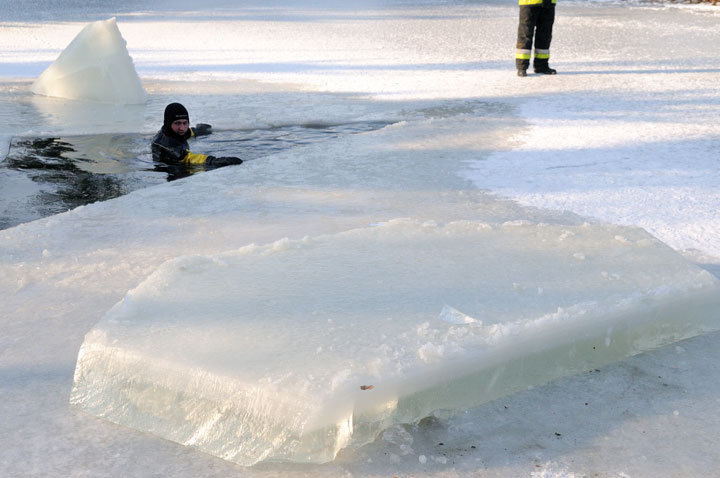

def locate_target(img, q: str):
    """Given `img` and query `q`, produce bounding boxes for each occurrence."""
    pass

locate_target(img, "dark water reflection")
[0,121,390,230]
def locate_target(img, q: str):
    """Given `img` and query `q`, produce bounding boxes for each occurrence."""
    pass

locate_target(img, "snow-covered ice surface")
[2,0,720,476]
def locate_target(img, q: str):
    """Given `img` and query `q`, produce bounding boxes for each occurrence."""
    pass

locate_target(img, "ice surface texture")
[70,219,720,465]
[31,18,146,104]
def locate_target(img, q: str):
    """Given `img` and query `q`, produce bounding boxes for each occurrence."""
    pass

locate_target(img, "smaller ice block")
[32,18,146,104]
[70,219,720,465]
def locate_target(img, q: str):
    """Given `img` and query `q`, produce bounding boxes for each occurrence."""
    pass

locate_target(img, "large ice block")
[31,18,146,104]
[70,219,720,465]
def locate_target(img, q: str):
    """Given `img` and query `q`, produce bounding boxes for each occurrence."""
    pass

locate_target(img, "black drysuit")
[151,124,242,168]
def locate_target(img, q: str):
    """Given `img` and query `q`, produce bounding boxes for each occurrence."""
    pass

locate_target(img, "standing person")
[515,0,557,77]
[151,102,243,169]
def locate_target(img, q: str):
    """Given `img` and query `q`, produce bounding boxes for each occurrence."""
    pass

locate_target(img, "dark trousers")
[516,5,555,70]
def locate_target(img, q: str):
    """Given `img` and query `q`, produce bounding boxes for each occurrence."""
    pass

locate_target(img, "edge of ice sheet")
[70,219,720,465]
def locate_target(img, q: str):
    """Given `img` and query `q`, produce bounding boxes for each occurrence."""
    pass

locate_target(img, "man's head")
[163,103,190,137]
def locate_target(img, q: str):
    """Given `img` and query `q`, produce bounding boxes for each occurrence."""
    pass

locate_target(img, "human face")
[171,119,189,136]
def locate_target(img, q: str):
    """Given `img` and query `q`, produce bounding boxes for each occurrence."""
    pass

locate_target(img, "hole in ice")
[0,121,391,230]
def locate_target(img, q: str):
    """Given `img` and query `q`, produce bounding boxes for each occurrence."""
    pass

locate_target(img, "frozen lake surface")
[1,0,720,476]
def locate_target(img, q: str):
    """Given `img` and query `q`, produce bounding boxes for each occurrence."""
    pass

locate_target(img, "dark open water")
[0,121,389,230]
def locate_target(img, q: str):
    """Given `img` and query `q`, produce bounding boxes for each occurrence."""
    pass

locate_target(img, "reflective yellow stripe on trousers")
[515,49,531,60]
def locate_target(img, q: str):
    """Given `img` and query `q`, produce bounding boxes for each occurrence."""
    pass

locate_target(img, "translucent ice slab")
[70,219,720,465]
[32,18,145,104]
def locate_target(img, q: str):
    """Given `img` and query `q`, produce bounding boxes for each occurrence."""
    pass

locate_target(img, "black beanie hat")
[163,103,189,128]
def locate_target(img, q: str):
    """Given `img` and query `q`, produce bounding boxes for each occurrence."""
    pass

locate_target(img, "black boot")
[533,58,556,75]
[517,69,527,77]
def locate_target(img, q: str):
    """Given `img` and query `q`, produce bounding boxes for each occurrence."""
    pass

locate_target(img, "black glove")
[194,123,213,135]
[206,156,243,167]
[542,0,552,7]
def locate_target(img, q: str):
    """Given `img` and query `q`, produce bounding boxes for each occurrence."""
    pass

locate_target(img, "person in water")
[151,102,243,168]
